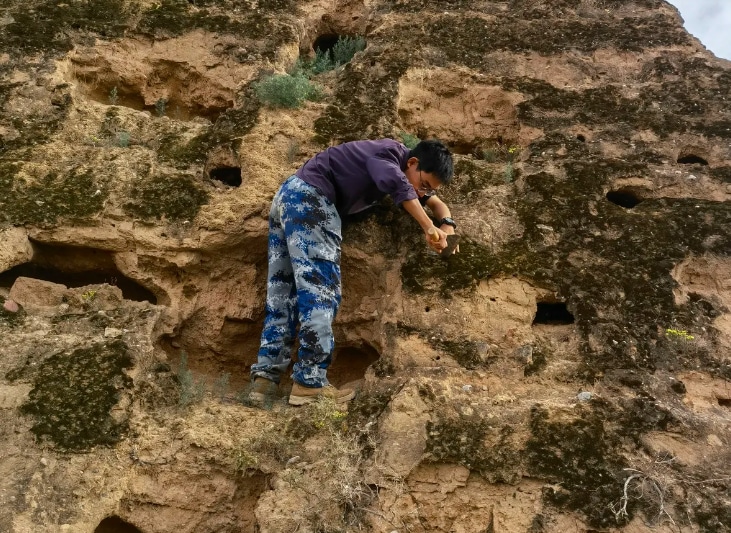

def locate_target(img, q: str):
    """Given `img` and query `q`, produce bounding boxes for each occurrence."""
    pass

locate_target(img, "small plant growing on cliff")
[665,328,694,340]
[116,131,131,148]
[155,97,168,117]
[504,161,515,183]
[332,36,366,66]
[286,139,301,163]
[253,73,322,108]
[212,372,230,400]
[177,351,205,407]
[297,36,366,76]
[309,48,335,74]
[108,86,119,105]
[82,289,97,302]
[481,143,520,163]
[399,130,421,149]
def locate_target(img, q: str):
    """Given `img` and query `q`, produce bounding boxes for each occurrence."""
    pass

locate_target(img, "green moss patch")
[452,159,504,193]
[1,96,70,156]
[426,411,522,483]
[314,50,407,144]
[401,238,496,297]
[123,174,209,221]
[136,0,296,58]
[711,166,731,184]
[0,164,109,226]
[19,340,133,451]
[158,98,260,169]
[526,404,628,528]
[505,72,730,139]
[1,0,135,55]
[378,13,689,73]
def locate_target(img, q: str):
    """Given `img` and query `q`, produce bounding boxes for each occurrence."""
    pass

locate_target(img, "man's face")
[405,157,441,198]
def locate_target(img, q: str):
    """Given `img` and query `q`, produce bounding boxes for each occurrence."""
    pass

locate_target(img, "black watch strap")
[439,217,457,229]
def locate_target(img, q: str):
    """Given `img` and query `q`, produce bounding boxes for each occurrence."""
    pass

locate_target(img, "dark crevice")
[533,302,575,325]
[677,154,708,165]
[606,188,644,209]
[210,166,243,187]
[94,516,143,533]
[718,398,731,407]
[0,242,157,304]
[312,33,341,55]
[449,142,481,156]
[328,344,380,386]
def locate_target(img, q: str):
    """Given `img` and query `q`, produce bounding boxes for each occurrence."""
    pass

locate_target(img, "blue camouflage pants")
[251,176,342,387]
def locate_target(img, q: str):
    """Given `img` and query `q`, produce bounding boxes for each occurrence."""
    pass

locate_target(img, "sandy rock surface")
[1,0,730,532]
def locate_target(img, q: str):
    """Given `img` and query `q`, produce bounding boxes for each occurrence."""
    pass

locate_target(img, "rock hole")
[719,398,731,407]
[313,33,341,56]
[95,516,143,533]
[209,166,243,187]
[0,242,157,303]
[606,188,644,209]
[448,141,480,156]
[424,306,430,312]
[328,344,380,387]
[311,34,366,67]
[677,154,708,165]
[576,134,586,142]
[533,302,575,325]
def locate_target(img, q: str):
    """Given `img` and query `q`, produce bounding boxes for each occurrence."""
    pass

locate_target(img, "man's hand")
[426,226,448,252]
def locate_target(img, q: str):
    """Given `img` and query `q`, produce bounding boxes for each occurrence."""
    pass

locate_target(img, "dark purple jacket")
[295,139,420,216]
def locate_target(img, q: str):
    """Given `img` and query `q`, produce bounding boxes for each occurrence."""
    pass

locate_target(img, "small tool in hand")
[441,234,460,259]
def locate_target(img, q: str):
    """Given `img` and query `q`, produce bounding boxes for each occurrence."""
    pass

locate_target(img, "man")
[249,138,456,406]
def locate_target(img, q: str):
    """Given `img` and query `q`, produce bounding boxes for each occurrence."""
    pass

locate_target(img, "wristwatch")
[438,217,457,229]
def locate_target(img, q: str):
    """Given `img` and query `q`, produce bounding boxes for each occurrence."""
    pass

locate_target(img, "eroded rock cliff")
[1,1,729,532]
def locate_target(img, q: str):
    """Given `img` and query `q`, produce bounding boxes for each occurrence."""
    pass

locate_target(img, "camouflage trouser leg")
[251,176,342,387]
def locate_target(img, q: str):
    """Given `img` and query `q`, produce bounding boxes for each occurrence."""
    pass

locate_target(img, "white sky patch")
[666,0,731,60]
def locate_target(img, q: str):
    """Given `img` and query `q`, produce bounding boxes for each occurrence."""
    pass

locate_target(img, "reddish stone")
[3,299,19,313]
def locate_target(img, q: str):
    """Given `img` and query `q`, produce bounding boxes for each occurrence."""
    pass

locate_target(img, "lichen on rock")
[16,340,133,451]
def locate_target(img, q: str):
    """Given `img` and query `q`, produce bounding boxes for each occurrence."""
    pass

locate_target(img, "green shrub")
[177,351,206,407]
[294,36,366,77]
[310,48,335,74]
[332,36,366,66]
[253,73,322,108]
[399,130,421,149]
[504,162,514,183]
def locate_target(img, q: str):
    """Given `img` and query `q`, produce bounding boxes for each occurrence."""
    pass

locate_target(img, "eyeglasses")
[417,170,436,195]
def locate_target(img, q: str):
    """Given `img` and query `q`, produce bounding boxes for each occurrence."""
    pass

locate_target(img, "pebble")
[577,391,593,401]
[3,299,19,313]
[104,327,123,338]
[462,385,473,393]
[40,457,48,466]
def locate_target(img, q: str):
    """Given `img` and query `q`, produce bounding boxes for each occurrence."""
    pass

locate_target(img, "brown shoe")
[288,382,355,406]
[248,377,279,404]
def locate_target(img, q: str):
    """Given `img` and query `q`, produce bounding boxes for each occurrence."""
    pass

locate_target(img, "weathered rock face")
[1,0,730,532]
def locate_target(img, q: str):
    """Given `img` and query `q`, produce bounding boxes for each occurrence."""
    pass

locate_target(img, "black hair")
[409,139,454,185]
[409,139,454,184]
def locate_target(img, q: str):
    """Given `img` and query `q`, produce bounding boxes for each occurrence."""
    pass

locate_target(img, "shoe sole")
[288,389,355,406]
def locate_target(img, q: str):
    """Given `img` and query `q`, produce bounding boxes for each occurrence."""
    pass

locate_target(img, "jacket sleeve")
[365,145,418,205]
